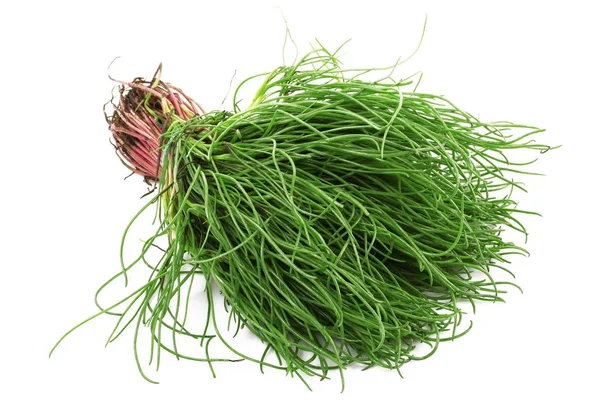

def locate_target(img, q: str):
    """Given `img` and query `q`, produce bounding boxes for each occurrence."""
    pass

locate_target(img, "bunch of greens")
[51,45,550,390]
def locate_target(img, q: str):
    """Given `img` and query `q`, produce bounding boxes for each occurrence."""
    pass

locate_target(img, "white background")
[1,0,598,405]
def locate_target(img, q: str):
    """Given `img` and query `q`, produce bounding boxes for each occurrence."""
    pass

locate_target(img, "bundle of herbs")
[51,45,551,389]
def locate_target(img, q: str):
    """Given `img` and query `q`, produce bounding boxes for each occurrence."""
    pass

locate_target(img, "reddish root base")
[106,68,204,181]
